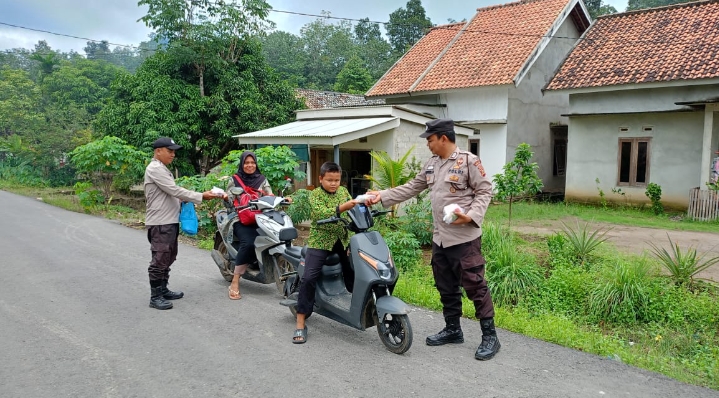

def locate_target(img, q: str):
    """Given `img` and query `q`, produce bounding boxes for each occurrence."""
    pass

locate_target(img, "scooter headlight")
[358,251,394,280]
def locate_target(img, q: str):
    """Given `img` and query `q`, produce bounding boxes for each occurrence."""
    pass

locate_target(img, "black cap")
[420,118,455,138]
[152,137,182,150]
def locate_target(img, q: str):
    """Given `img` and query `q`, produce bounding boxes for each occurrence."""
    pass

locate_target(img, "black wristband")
[336,205,341,217]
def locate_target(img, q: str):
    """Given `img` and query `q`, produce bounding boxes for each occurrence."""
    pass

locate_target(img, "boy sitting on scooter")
[292,162,359,344]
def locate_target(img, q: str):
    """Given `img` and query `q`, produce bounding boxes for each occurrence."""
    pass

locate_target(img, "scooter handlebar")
[316,217,338,225]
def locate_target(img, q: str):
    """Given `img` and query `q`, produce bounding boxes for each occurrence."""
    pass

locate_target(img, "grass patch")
[486,201,719,233]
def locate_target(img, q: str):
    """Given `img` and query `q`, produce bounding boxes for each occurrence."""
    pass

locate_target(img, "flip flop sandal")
[228,287,241,300]
[292,326,307,344]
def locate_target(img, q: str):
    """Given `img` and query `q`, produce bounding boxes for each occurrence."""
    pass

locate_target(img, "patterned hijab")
[235,151,264,189]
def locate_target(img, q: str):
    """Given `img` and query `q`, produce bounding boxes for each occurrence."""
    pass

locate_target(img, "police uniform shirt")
[379,149,493,248]
[144,158,203,226]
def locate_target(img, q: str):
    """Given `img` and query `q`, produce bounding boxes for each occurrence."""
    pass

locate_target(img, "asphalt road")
[0,190,717,398]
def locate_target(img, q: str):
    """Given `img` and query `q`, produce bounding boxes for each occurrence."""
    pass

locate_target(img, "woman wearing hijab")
[227,151,272,300]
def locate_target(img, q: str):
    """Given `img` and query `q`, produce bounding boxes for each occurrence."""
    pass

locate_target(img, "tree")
[138,0,273,98]
[354,18,395,80]
[300,14,356,90]
[261,31,307,87]
[492,143,543,227]
[84,40,111,61]
[386,0,433,54]
[334,55,373,94]
[95,40,304,176]
[584,0,618,18]
[626,0,693,11]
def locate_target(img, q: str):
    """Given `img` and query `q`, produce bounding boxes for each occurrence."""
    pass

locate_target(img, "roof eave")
[547,77,719,94]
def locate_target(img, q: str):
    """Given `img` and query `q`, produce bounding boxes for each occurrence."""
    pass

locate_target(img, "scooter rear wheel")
[377,313,413,354]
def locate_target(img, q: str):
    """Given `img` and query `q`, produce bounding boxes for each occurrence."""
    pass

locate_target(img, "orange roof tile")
[366,23,463,97]
[367,0,578,97]
[546,0,719,90]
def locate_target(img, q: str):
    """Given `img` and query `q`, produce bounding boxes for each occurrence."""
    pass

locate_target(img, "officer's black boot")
[426,317,464,346]
[475,318,501,360]
[160,279,184,300]
[150,287,173,310]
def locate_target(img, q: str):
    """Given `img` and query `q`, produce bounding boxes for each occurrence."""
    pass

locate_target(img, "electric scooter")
[280,203,413,354]
[211,180,297,294]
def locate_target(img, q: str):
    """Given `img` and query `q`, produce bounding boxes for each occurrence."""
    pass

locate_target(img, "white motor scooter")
[211,179,297,294]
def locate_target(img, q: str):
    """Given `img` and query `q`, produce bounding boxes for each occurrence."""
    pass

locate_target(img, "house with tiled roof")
[295,88,385,109]
[545,0,719,209]
[366,0,592,192]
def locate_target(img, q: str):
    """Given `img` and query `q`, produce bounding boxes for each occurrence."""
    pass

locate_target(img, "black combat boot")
[150,287,173,310]
[160,280,184,300]
[475,318,501,360]
[426,317,464,346]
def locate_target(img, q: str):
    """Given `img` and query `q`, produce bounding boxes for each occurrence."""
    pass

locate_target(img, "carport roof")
[233,117,400,146]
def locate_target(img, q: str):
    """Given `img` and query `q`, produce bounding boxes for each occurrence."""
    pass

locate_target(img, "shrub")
[382,230,422,271]
[74,181,104,213]
[525,265,593,318]
[400,198,433,247]
[649,234,719,288]
[560,221,610,268]
[219,146,306,194]
[285,189,311,224]
[645,182,664,215]
[546,232,573,268]
[485,228,543,306]
[588,258,654,324]
[69,136,148,201]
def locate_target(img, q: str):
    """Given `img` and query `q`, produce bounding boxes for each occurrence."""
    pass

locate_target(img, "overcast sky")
[0,0,629,54]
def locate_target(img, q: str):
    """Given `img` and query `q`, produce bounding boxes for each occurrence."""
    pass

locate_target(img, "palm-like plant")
[365,146,417,189]
[560,221,611,268]
[649,234,719,288]
[364,147,417,214]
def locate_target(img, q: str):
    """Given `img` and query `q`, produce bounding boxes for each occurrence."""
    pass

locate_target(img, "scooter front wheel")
[217,242,235,282]
[377,313,413,354]
[273,255,294,295]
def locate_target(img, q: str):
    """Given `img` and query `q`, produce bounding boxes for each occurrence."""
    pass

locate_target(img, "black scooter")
[280,204,413,354]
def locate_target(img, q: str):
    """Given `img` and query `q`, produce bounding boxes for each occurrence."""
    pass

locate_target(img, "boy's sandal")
[292,326,307,344]
[228,287,241,300]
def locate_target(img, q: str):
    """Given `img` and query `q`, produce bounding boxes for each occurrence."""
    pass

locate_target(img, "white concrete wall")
[476,124,508,182]
[507,17,580,192]
[565,112,706,208]
[569,85,719,114]
[441,86,509,122]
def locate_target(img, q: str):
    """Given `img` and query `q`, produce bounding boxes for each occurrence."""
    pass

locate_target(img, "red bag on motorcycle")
[232,175,262,226]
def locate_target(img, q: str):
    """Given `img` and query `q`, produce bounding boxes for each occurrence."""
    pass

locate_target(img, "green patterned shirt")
[307,186,352,251]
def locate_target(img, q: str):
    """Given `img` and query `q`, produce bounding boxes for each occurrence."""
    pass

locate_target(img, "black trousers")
[232,222,259,266]
[296,239,350,316]
[431,236,495,320]
[147,224,179,284]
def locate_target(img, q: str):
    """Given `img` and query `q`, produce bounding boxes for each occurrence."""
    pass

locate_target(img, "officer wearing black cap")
[367,118,500,360]
[144,137,225,310]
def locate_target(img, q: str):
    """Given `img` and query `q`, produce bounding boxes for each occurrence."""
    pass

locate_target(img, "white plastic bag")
[355,194,376,204]
[443,203,464,224]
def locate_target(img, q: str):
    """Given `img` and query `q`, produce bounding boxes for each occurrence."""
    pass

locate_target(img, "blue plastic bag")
[179,202,198,236]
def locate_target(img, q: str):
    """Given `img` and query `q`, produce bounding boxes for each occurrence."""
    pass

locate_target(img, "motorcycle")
[211,179,297,294]
[280,203,413,354]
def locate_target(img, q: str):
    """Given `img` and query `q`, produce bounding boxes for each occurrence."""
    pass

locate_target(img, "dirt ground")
[514,218,719,283]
